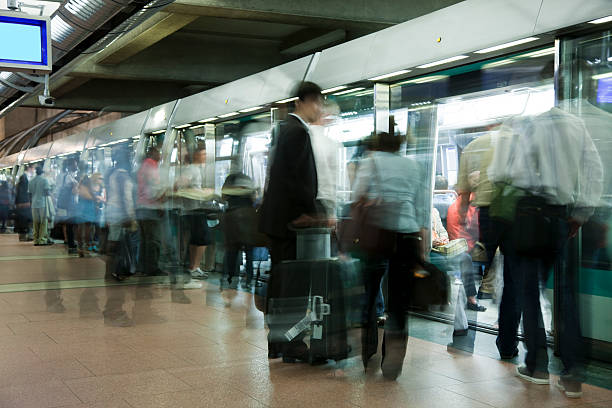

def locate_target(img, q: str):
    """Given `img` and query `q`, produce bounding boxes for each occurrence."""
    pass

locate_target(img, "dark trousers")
[224,244,254,283]
[137,209,162,275]
[362,233,418,378]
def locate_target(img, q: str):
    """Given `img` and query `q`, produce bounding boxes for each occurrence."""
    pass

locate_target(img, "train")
[1,0,611,362]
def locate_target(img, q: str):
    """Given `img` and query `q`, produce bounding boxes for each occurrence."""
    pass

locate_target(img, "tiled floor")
[0,235,611,408]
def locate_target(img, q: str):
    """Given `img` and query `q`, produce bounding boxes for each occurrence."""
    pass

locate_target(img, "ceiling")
[19,0,465,112]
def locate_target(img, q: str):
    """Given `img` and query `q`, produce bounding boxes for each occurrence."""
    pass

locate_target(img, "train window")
[389,47,556,332]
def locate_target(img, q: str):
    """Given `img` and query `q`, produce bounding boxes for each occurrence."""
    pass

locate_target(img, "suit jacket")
[260,115,319,238]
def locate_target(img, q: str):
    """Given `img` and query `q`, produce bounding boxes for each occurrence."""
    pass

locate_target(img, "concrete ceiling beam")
[96,12,200,65]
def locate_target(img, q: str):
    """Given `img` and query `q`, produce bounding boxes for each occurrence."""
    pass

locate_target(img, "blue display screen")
[597,77,612,104]
[0,16,47,67]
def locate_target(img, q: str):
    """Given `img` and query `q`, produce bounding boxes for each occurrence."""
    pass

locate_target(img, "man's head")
[35,166,43,176]
[434,176,449,191]
[64,158,78,172]
[147,147,161,162]
[293,81,323,124]
[25,164,35,176]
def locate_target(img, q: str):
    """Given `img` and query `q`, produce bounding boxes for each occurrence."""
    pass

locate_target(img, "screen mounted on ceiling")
[0,12,51,73]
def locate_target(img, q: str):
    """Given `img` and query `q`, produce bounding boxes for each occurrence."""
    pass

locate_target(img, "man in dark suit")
[259,81,324,361]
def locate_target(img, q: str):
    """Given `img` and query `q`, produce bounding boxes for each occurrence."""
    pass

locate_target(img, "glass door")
[559,28,612,362]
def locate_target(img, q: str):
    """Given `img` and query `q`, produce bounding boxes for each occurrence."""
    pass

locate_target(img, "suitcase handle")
[312,295,331,321]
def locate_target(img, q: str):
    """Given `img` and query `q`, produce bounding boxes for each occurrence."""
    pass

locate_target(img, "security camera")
[38,95,55,107]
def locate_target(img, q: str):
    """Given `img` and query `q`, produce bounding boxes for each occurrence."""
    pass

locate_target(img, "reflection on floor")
[0,234,610,408]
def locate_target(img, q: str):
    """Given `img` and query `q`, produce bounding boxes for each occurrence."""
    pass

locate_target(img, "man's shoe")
[556,375,582,398]
[499,348,519,359]
[466,302,487,312]
[477,291,493,300]
[516,365,549,384]
[453,329,468,337]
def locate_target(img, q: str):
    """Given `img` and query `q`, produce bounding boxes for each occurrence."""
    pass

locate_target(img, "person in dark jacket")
[14,165,34,241]
[0,180,11,233]
[259,81,325,362]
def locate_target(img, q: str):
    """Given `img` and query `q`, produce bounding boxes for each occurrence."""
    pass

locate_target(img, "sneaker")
[499,348,519,360]
[556,375,582,398]
[189,267,209,279]
[182,281,203,289]
[516,365,550,385]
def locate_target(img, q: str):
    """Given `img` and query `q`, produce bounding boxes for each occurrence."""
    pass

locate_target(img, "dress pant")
[362,233,418,378]
[32,207,48,244]
[137,209,162,275]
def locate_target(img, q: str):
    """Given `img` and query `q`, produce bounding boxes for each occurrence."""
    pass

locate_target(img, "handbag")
[512,195,565,258]
[338,157,398,257]
[222,206,269,247]
[431,238,468,256]
[410,260,450,309]
[469,241,488,263]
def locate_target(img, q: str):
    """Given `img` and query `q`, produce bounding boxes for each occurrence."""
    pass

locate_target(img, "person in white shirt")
[488,107,603,392]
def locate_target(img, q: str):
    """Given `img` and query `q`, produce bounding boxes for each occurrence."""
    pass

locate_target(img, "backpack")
[57,174,76,211]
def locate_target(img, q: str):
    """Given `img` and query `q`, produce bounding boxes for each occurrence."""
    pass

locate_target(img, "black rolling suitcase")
[267,228,355,364]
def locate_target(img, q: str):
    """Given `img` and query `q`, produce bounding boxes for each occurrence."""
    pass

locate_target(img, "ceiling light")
[481,59,517,69]
[151,129,166,135]
[608,56,612,62]
[199,117,217,123]
[400,75,449,85]
[368,70,412,81]
[588,16,612,24]
[593,72,612,80]
[352,89,374,97]
[474,37,539,54]
[416,55,469,69]
[218,112,239,118]
[521,47,556,58]
[276,97,298,104]
[322,86,347,94]
[106,138,129,145]
[239,106,263,113]
[190,124,206,129]
[175,124,191,129]
[332,87,365,96]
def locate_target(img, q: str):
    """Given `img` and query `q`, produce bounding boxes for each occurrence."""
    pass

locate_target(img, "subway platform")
[0,234,611,408]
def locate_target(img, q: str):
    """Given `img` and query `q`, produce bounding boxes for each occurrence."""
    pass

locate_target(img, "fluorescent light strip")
[322,86,347,94]
[416,55,469,69]
[218,112,239,118]
[475,37,539,54]
[401,75,449,85]
[482,59,517,69]
[190,124,206,129]
[368,69,412,81]
[276,97,298,104]
[175,124,191,129]
[151,129,166,135]
[239,106,263,113]
[521,47,555,58]
[588,16,612,24]
[352,90,374,97]
[608,56,612,62]
[332,87,365,96]
[199,117,217,123]
[593,72,612,80]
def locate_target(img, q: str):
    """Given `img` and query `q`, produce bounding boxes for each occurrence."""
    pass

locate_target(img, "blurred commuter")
[0,180,11,232]
[76,174,104,256]
[14,165,34,241]
[136,147,166,276]
[456,131,500,300]
[353,131,427,380]
[56,159,79,254]
[29,166,53,246]
[489,107,603,396]
[105,148,137,282]
[176,145,210,280]
[259,81,326,360]
[222,172,258,290]
[103,148,137,326]
[309,101,341,218]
